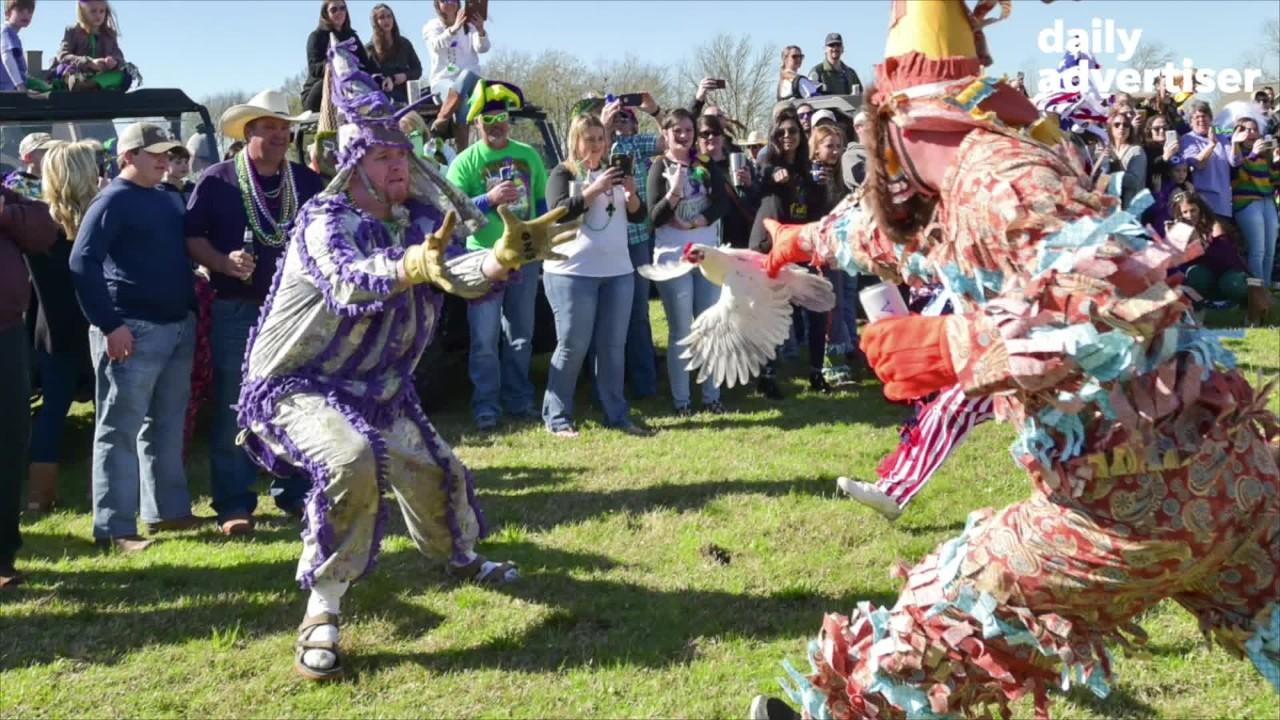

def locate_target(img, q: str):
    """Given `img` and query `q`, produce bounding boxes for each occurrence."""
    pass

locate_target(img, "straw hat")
[744,130,767,147]
[219,89,314,141]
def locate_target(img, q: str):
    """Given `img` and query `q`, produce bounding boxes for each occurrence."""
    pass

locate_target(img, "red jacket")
[0,187,58,331]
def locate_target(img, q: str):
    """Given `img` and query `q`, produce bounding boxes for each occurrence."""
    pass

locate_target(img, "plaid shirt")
[610,132,659,246]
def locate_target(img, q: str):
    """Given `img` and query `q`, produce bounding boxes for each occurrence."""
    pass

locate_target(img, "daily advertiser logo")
[1035,18,1265,95]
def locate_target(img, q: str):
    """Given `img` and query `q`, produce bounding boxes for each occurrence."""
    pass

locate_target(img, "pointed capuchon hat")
[872,0,1039,129]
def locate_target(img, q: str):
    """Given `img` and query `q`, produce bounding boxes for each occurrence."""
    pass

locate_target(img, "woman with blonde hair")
[778,45,802,100]
[24,141,98,513]
[541,110,646,437]
[52,0,136,91]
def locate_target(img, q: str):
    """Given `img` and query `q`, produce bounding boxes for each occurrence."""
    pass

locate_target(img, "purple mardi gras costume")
[236,38,496,589]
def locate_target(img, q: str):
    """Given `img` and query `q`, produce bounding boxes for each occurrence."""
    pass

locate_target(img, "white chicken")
[638,243,835,389]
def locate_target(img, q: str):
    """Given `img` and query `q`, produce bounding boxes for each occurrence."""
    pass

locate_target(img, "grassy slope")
[1,309,1277,719]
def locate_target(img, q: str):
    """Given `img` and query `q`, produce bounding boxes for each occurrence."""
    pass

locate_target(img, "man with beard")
[236,39,576,681]
[185,90,324,536]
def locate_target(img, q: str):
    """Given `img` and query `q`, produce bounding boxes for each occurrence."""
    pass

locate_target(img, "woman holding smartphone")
[1230,117,1280,322]
[542,111,647,437]
[648,108,731,416]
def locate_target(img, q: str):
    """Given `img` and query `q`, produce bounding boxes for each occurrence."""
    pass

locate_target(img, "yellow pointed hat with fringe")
[875,0,1011,99]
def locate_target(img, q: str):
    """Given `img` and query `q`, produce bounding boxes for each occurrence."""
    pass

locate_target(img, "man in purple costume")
[236,38,576,681]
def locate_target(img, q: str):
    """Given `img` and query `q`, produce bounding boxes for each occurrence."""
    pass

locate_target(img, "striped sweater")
[1230,152,1280,211]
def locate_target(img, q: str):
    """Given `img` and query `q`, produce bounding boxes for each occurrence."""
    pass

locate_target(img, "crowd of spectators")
[2,4,1278,595]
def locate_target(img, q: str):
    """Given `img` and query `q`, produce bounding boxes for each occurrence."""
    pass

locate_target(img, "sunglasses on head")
[481,112,509,125]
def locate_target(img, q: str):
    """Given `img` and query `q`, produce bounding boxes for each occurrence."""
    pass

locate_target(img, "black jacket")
[365,37,423,104]
[302,27,374,111]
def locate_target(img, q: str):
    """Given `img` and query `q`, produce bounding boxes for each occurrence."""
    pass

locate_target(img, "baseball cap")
[116,122,181,157]
[18,132,57,159]
[811,109,838,126]
[825,33,843,46]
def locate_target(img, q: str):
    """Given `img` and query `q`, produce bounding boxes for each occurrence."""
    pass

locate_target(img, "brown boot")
[1247,285,1273,325]
[430,88,460,139]
[25,463,58,515]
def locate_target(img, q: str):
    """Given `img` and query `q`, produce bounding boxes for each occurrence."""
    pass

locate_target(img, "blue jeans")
[541,272,634,430]
[89,314,196,539]
[625,240,658,398]
[825,271,861,354]
[210,299,307,520]
[30,350,80,463]
[467,261,540,421]
[655,271,721,407]
[1236,199,1278,284]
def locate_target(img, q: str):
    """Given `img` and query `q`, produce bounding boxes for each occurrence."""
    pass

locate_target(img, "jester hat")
[322,35,487,232]
[466,79,525,123]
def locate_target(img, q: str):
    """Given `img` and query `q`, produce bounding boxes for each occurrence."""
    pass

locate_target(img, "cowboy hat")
[219,89,314,141]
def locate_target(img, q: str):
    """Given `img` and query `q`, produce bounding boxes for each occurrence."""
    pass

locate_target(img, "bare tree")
[676,33,776,135]
[1239,19,1280,85]
[1125,40,1174,74]
[281,71,309,116]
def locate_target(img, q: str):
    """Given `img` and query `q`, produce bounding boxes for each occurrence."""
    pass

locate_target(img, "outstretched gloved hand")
[492,205,580,270]
[761,218,813,278]
[859,315,958,401]
[402,210,462,292]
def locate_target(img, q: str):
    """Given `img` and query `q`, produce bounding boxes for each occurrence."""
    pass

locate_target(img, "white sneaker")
[836,477,902,521]
[748,695,800,720]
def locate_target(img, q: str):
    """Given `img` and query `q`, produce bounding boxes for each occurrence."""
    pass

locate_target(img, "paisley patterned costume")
[780,116,1280,720]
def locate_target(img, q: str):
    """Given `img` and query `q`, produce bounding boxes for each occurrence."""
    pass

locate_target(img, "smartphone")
[610,153,633,183]
[710,78,727,89]
[618,93,645,108]
[466,0,488,21]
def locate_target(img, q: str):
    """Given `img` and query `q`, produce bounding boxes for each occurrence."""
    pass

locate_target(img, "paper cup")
[859,282,909,323]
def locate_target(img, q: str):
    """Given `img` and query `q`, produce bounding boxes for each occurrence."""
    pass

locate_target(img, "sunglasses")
[698,131,722,139]
[1110,122,1127,128]
[789,53,804,60]
[797,111,812,119]
[776,127,799,137]
[328,4,347,11]
[481,112,509,125]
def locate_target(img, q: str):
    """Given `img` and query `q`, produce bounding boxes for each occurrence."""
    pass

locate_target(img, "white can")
[859,282,909,323]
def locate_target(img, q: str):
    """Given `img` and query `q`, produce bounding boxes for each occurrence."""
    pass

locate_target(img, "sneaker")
[836,477,902,520]
[703,400,728,414]
[548,425,580,439]
[757,376,784,400]
[809,371,834,395]
[674,404,695,418]
[748,695,801,720]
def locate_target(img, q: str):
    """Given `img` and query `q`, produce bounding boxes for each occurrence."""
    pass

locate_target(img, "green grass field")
[2,306,1278,719]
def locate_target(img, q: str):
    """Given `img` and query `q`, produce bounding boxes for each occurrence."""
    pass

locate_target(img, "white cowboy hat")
[219,89,315,141]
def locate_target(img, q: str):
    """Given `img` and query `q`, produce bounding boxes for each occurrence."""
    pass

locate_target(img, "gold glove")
[491,205,580,270]
[402,210,461,293]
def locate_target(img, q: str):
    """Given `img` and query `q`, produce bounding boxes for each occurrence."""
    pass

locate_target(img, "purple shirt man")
[185,159,325,301]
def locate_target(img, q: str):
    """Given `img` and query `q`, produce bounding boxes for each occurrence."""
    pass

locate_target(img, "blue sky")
[15,0,1280,101]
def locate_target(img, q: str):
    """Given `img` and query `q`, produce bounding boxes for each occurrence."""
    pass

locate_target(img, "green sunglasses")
[481,112,510,125]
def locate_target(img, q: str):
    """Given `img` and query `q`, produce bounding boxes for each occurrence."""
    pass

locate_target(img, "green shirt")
[446,139,548,250]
